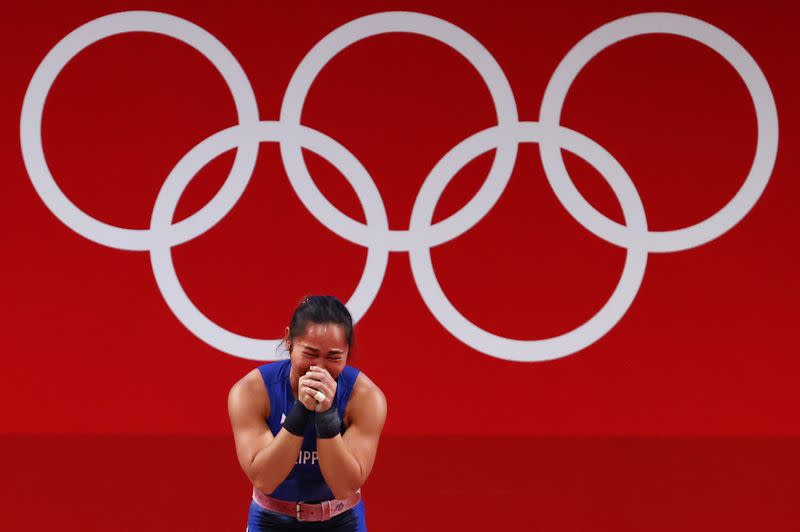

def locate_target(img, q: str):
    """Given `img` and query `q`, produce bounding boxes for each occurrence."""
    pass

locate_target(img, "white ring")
[149,122,389,359]
[314,391,326,403]
[280,11,519,251]
[409,122,648,361]
[539,12,778,252]
[19,10,260,251]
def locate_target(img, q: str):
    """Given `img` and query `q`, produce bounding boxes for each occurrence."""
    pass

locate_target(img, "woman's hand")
[298,375,320,411]
[300,366,337,412]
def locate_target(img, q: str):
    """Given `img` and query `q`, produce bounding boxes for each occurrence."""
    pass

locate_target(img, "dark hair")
[285,295,355,353]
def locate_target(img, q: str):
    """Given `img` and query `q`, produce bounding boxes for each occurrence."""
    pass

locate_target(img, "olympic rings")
[20,10,778,361]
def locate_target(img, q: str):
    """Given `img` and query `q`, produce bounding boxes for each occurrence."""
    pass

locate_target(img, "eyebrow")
[300,344,344,355]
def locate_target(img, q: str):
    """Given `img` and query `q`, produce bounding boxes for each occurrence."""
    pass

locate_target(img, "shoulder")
[228,367,271,419]
[351,371,384,400]
[349,371,387,422]
[230,367,269,394]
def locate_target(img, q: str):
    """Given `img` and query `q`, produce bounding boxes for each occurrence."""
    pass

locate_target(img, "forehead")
[296,322,348,348]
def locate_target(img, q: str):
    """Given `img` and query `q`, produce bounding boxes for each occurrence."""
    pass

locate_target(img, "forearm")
[317,435,362,499]
[250,429,304,493]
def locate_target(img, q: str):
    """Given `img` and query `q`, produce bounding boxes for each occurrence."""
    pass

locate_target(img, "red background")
[2,1,798,530]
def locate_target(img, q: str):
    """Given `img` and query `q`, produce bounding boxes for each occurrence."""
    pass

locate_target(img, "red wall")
[3,1,798,530]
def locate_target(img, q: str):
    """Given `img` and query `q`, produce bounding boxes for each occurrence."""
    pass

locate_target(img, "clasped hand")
[298,366,337,412]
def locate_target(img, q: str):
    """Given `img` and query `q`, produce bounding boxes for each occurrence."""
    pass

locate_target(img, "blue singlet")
[246,359,368,531]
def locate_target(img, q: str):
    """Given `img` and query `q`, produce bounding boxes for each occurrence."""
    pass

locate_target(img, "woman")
[228,296,387,531]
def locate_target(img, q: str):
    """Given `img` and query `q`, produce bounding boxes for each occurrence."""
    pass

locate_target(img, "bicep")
[228,374,275,481]
[342,387,387,483]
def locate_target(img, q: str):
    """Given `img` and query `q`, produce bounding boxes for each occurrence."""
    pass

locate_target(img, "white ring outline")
[279,11,519,251]
[149,122,389,359]
[20,11,260,251]
[539,13,778,252]
[409,122,648,361]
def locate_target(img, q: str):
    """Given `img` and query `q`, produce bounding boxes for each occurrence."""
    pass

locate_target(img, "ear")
[283,326,292,352]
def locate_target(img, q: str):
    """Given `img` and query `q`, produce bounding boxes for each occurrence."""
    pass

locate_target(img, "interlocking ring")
[20,10,778,361]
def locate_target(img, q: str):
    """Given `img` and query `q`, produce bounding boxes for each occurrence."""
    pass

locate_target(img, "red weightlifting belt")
[252,487,361,522]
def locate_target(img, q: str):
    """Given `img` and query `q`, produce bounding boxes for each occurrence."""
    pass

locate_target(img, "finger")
[299,380,319,398]
[305,389,323,402]
[307,377,335,400]
[299,391,315,407]
[309,366,333,378]
[303,379,325,391]
[305,374,334,392]
[310,383,333,401]
[306,371,334,386]
[300,375,324,387]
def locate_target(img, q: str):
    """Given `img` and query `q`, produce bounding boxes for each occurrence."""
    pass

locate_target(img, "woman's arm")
[316,375,387,499]
[227,370,304,493]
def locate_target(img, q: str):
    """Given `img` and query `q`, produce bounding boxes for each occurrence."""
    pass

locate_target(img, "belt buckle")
[296,501,303,521]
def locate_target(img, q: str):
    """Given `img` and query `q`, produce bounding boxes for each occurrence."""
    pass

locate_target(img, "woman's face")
[288,322,349,381]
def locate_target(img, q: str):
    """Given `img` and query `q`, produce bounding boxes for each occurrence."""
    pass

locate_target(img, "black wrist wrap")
[315,406,341,439]
[283,400,312,436]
